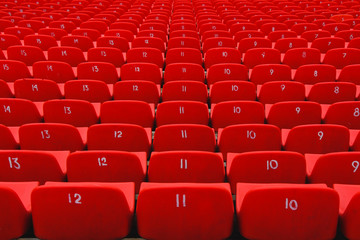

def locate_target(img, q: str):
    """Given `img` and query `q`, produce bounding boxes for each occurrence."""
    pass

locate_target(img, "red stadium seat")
[334,184,360,240]
[283,124,350,154]
[156,101,209,126]
[167,37,200,50]
[267,30,297,42]
[324,101,360,129]
[67,151,146,192]
[4,27,35,40]
[338,64,360,85]
[0,182,39,239]
[49,20,76,33]
[126,48,164,68]
[121,63,162,84]
[274,38,308,53]
[0,80,13,98]
[71,28,101,41]
[323,48,360,68]
[234,30,265,42]
[291,23,319,34]
[32,61,75,83]
[64,80,111,103]
[38,28,68,41]
[166,48,203,66]
[243,48,281,68]
[204,47,242,69]
[266,101,322,129]
[132,37,166,52]
[282,48,321,69]
[19,123,85,152]
[311,37,345,53]
[86,123,152,155]
[153,124,216,152]
[301,30,331,42]
[307,152,360,186]
[258,81,306,104]
[0,60,31,82]
[206,63,248,86]
[162,80,207,103]
[7,45,46,66]
[148,151,225,183]
[14,79,62,101]
[307,82,356,104]
[164,63,204,83]
[61,35,94,52]
[237,37,272,53]
[218,124,282,158]
[77,62,119,84]
[43,99,99,127]
[24,34,58,51]
[294,64,336,84]
[137,183,233,240]
[87,47,125,67]
[211,101,264,131]
[202,37,236,53]
[100,100,154,128]
[227,151,306,193]
[250,64,291,85]
[113,81,160,105]
[210,81,256,104]
[237,183,339,240]
[32,182,134,240]
[48,47,86,67]
[0,98,41,126]
[0,150,67,184]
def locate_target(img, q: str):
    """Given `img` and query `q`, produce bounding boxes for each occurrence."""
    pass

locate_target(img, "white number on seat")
[233,106,241,114]
[295,107,300,114]
[176,194,186,207]
[64,107,71,114]
[92,66,99,72]
[8,157,20,169]
[285,198,298,210]
[318,131,324,140]
[180,158,187,169]
[352,161,359,172]
[98,157,107,166]
[280,84,285,91]
[181,130,187,139]
[68,193,82,204]
[3,105,10,113]
[247,130,256,139]
[114,131,122,138]
[334,86,339,94]
[354,108,360,117]
[266,160,278,170]
[40,130,50,139]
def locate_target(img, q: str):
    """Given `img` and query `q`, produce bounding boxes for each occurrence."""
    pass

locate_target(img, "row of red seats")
[3,181,360,240]
[1,122,360,155]
[1,98,360,130]
[1,150,360,193]
[2,77,360,103]
[3,60,360,85]
[3,77,360,106]
[2,44,360,70]
[5,27,360,54]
